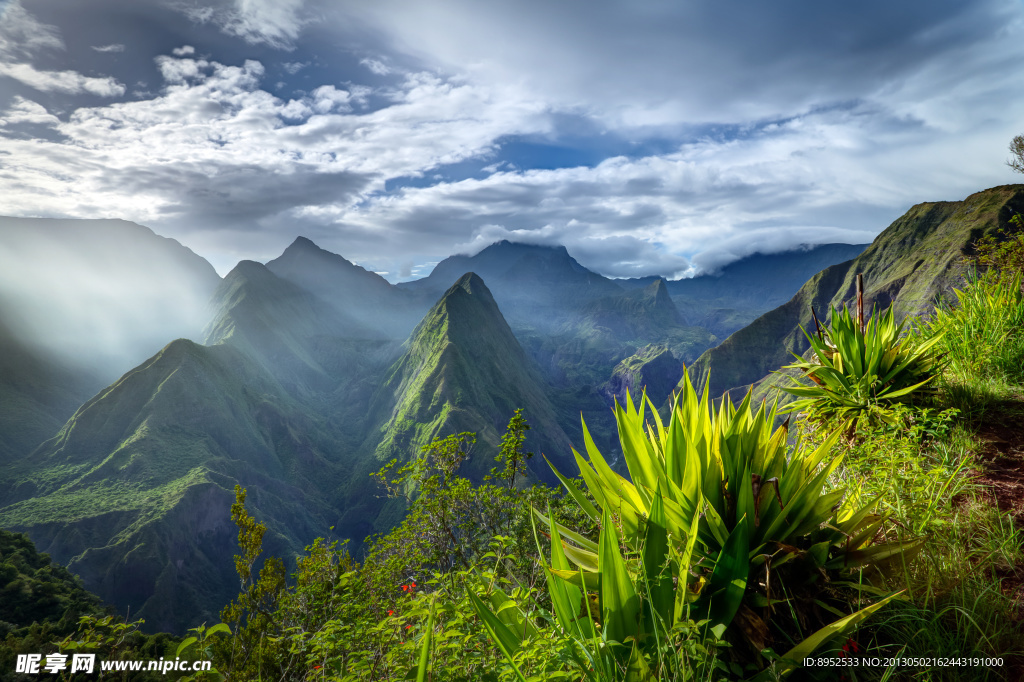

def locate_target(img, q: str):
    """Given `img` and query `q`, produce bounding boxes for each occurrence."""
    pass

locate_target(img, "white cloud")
[360,58,391,76]
[0,2,125,96]
[0,96,59,127]
[0,62,126,96]
[310,84,351,113]
[0,51,552,271]
[172,45,196,56]
[331,0,1022,127]
[91,43,125,53]
[0,1,63,60]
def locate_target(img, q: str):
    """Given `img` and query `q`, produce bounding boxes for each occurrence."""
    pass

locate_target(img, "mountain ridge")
[686,185,1024,399]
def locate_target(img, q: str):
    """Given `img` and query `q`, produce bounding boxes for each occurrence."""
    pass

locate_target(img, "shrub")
[922,268,1024,386]
[476,375,918,679]
[780,304,945,433]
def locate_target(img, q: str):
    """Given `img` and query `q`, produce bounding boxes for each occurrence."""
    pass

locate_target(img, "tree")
[493,408,533,490]
[1008,134,1024,174]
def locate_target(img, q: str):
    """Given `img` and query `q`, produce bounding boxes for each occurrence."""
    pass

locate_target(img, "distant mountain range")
[0,208,919,633]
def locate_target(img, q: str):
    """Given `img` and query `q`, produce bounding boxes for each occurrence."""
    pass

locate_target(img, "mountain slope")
[266,237,426,338]
[0,339,349,633]
[620,243,870,337]
[368,273,575,489]
[204,260,389,395]
[0,314,99,465]
[687,185,1024,399]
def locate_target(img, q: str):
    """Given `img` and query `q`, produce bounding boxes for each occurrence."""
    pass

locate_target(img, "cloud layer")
[0,0,1023,278]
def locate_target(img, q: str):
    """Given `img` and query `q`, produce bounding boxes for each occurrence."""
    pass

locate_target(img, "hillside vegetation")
[76,208,1016,681]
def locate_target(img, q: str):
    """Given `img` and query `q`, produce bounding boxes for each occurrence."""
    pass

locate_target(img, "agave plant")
[472,374,917,679]
[780,304,945,431]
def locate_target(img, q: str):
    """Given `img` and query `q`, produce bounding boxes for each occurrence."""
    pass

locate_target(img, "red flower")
[405,624,412,630]
[411,582,416,588]
[401,585,408,592]
[388,610,394,616]
[313,666,322,671]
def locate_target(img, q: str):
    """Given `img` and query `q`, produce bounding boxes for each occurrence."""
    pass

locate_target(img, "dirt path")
[976,416,1024,519]
[972,400,1024,677]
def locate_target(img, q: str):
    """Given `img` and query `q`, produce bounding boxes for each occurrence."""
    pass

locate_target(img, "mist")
[0,216,221,382]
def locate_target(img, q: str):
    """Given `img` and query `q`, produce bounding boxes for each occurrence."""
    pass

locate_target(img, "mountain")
[619,243,870,337]
[0,260,391,633]
[0,339,350,634]
[0,260,583,632]
[0,314,99,465]
[686,185,1024,399]
[204,260,388,394]
[573,278,687,339]
[602,344,684,407]
[266,237,426,339]
[0,217,221,465]
[367,273,575,491]
[0,217,221,382]
[398,240,623,330]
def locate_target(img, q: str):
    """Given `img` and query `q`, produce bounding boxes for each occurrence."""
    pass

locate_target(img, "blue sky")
[1,0,1023,279]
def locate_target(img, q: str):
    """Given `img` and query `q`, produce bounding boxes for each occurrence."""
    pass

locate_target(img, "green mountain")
[0,338,348,634]
[368,273,575,488]
[686,185,1024,399]
[204,260,389,394]
[602,344,684,407]
[0,257,587,632]
[0,314,99,465]
[266,237,427,339]
[0,217,221,465]
[527,278,716,391]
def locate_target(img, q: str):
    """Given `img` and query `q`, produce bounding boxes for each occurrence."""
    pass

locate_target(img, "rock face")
[685,184,1024,400]
[602,345,684,407]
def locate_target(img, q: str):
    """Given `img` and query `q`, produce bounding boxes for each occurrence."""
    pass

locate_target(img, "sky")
[1,0,1023,280]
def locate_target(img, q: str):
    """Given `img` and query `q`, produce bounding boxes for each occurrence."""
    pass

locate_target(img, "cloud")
[0,96,60,127]
[1,1,1023,280]
[0,2,125,96]
[360,58,391,76]
[335,0,1018,127]
[91,43,126,53]
[170,0,309,49]
[0,62,126,96]
[0,1,64,61]
[0,50,553,271]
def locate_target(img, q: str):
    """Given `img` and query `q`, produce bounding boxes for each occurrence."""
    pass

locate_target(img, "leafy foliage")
[780,304,944,432]
[491,376,917,679]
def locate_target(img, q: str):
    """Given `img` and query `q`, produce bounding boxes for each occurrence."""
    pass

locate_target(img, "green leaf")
[414,597,436,682]
[702,514,750,640]
[771,592,903,677]
[598,508,642,650]
[467,589,530,682]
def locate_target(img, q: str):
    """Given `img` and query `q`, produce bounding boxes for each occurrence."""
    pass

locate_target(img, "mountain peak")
[286,235,321,251]
[225,259,273,282]
[451,271,489,296]
[643,277,671,300]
